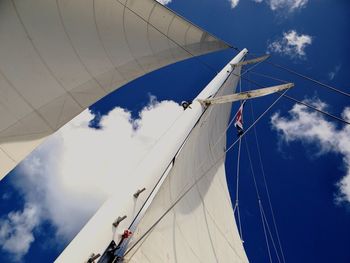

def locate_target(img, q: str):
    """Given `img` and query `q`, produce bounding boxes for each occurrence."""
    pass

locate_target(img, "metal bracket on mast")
[133,187,146,198]
[113,215,127,228]
[87,253,101,263]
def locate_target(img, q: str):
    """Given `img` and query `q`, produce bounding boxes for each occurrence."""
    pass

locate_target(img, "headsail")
[123,58,248,263]
[0,0,229,181]
[56,49,248,262]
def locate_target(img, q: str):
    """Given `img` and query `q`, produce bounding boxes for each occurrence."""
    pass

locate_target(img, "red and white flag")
[234,101,245,136]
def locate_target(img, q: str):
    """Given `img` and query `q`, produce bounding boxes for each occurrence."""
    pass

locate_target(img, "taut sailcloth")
[0,0,228,181]
[56,49,249,262]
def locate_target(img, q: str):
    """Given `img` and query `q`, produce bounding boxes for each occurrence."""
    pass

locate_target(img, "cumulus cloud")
[229,0,240,8]
[270,99,350,204]
[0,205,40,261]
[252,0,308,12]
[5,97,182,258]
[268,30,312,59]
[156,0,172,5]
[269,0,308,11]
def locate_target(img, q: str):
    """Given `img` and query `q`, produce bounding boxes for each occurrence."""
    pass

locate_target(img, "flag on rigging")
[234,101,246,137]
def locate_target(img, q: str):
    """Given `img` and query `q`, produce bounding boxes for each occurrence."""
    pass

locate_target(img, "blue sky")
[1,0,350,262]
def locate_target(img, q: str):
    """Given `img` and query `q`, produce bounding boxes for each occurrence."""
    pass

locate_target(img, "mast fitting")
[113,215,127,228]
[133,188,146,198]
[87,253,100,263]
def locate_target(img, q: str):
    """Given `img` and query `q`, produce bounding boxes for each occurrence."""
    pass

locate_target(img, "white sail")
[124,59,248,263]
[0,0,229,181]
[56,49,248,262]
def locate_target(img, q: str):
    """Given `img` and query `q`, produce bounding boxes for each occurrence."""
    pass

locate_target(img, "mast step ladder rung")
[87,253,100,263]
[113,215,127,228]
[133,187,146,198]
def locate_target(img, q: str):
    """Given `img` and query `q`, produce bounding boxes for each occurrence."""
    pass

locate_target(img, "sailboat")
[3,0,341,262]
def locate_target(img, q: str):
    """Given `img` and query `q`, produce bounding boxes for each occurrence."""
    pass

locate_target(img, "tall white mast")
[56,49,248,262]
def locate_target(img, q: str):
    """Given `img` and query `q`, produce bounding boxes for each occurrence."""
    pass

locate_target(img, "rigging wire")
[123,87,289,258]
[234,138,243,241]
[266,61,350,98]
[234,78,244,241]
[244,137,281,263]
[247,70,289,84]
[240,73,350,126]
[238,48,350,98]
[249,100,287,263]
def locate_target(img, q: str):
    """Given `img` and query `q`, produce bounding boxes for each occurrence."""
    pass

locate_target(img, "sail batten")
[0,0,229,181]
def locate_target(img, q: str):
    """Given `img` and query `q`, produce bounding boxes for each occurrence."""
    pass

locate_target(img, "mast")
[56,49,248,262]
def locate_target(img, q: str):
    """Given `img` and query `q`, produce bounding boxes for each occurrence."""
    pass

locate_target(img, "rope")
[235,78,244,241]
[240,74,350,126]
[244,137,273,262]
[248,70,289,84]
[261,203,283,263]
[123,87,289,257]
[259,200,273,263]
[250,101,286,263]
[235,138,243,240]
[244,139,281,262]
[266,61,350,98]
[240,48,350,99]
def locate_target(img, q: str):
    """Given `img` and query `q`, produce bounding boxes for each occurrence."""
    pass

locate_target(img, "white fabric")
[55,50,248,263]
[0,0,228,180]
[125,67,248,262]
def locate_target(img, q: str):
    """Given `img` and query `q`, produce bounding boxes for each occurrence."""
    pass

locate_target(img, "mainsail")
[56,49,249,262]
[0,0,229,181]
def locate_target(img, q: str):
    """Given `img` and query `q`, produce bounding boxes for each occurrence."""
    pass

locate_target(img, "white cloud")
[328,65,341,81]
[268,0,308,11]
[251,0,308,12]
[229,0,240,8]
[7,97,182,257]
[156,0,172,5]
[0,205,40,261]
[271,99,350,204]
[268,30,312,59]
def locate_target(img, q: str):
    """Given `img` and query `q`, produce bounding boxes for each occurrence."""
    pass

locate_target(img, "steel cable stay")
[122,88,289,259]
[247,71,286,262]
[233,137,243,241]
[237,48,350,98]
[239,73,350,126]
[233,78,244,241]
[249,100,287,263]
[266,61,350,98]
[244,137,281,263]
